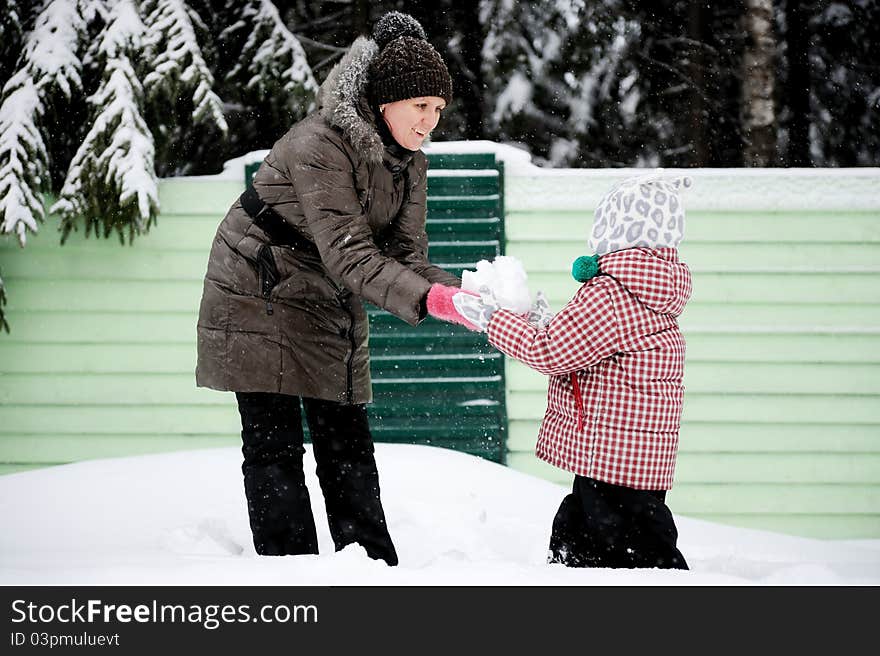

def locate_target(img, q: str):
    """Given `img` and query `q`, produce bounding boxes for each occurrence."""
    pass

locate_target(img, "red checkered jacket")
[487,248,692,490]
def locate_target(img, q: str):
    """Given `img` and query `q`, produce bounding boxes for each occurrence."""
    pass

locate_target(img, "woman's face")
[380,96,446,151]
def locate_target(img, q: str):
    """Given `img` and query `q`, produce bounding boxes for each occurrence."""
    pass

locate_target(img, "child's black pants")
[235,392,398,566]
[549,475,688,569]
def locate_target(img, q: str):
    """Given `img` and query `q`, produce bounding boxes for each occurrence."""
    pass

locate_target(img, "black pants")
[235,392,398,566]
[548,476,688,570]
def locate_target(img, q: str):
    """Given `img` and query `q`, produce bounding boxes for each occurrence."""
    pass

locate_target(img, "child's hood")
[597,247,692,317]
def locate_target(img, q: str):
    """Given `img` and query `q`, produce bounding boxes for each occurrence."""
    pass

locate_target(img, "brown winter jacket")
[196,36,460,404]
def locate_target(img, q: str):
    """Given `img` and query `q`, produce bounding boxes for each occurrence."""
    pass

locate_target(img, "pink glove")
[426,284,479,331]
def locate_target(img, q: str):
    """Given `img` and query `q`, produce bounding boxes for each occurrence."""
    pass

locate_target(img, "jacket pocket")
[256,244,279,316]
[256,244,279,298]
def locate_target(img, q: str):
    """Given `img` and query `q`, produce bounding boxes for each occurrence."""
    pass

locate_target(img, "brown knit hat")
[368,12,453,106]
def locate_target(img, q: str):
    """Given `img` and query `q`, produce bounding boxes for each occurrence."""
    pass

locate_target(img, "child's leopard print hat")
[589,173,692,256]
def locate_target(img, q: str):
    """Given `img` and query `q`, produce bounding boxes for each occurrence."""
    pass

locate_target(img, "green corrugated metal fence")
[369,154,506,461]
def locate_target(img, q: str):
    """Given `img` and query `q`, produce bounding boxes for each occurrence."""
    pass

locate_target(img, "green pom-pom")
[572,255,600,282]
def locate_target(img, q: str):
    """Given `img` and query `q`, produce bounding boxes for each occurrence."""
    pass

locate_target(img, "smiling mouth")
[414,129,427,137]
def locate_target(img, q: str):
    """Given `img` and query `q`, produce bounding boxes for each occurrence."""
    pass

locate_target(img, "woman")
[195,12,463,566]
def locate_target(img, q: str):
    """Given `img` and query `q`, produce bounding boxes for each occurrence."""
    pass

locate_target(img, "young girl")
[433,174,693,569]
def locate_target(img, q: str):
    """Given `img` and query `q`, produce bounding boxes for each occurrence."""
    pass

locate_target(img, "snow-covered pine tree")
[142,0,228,175]
[481,0,534,141]
[551,7,643,167]
[480,0,642,167]
[79,0,110,24]
[18,0,86,102]
[183,0,318,166]
[1,0,320,331]
[223,0,317,114]
[0,0,87,245]
[480,0,575,162]
[0,73,49,247]
[52,0,158,244]
[0,0,88,332]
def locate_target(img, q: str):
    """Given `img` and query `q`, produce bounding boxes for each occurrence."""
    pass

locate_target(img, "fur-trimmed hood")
[317,37,386,164]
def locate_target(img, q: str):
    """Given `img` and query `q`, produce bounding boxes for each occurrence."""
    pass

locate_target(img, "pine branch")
[0,73,49,247]
[26,0,86,99]
[293,10,350,34]
[293,34,349,54]
[635,52,723,110]
[53,0,158,245]
[0,0,88,246]
[143,0,228,134]
[78,0,111,25]
[226,0,317,113]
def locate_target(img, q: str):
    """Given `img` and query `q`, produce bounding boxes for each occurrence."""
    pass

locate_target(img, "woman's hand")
[426,284,503,332]
[426,284,481,331]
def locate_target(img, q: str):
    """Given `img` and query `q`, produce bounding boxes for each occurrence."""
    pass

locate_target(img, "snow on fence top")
[504,166,880,213]
[186,141,880,212]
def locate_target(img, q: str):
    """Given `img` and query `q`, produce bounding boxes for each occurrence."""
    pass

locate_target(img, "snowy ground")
[1,445,878,586]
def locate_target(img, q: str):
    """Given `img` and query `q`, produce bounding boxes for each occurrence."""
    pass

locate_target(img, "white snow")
[205,143,528,183]
[24,0,85,98]
[94,0,145,60]
[491,71,533,126]
[461,255,533,314]
[193,145,880,215]
[1,445,878,585]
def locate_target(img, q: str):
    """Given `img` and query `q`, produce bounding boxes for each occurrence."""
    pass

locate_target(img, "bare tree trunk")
[742,0,778,166]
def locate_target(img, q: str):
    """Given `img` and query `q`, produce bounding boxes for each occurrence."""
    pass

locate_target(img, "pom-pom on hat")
[589,173,692,256]
[368,11,453,106]
[373,11,426,47]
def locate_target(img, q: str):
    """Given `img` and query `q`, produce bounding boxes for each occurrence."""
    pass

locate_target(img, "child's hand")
[452,285,500,332]
[527,290,554,328]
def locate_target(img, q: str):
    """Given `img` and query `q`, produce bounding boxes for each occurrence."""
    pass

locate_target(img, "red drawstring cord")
[570,372,584,433]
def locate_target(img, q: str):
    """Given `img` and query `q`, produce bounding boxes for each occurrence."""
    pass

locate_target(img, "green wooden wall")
[501,167,880,539]
[2,160,879,540]
[0,180,243,470]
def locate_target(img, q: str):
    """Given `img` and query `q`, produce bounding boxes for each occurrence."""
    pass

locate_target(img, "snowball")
[461,255,532,314]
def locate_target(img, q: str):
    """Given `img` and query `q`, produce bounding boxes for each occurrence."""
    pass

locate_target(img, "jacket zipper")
[262,279,273,316]
[340,296,356,404]
[257,245,276,316]
[570,372,585,434]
